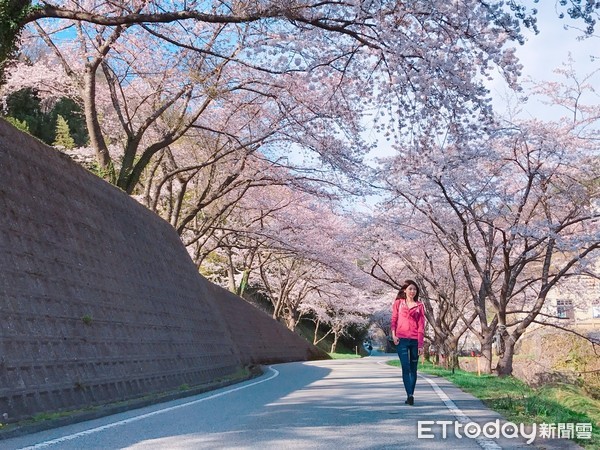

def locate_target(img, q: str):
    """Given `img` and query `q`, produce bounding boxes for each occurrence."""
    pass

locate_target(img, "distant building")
[543,261,600,333]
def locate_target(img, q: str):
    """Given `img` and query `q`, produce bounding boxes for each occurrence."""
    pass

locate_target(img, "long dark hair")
[395,288,406,300]
[402,279,420,302]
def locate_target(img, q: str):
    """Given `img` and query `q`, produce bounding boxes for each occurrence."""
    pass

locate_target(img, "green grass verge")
[388,359,599,449]
[328,352,362,359]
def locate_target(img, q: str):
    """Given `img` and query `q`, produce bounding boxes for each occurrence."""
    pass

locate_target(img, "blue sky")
[490,5,600,120]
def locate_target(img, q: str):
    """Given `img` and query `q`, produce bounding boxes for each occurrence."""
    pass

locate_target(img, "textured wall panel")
[207,282,326,365]
[0,119,326,423]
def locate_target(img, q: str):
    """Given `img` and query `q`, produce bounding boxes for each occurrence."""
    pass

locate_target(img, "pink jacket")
[391,298,425,349]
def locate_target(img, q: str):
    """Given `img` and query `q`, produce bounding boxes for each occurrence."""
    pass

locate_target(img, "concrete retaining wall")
[0,119,326,423]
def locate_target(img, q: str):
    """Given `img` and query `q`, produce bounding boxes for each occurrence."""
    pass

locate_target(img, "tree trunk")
[480,340,493,374]
[473,330,495,374]
[286,315,297,332]
[313,319,320,345]
[447,337,460,372]
[330,332,339,353]
[423,342,431,362]
[238,269,249,297]
[83,68,112,176]
[495,336,516,376]
[225,250,236,293]
[272,296,284,321]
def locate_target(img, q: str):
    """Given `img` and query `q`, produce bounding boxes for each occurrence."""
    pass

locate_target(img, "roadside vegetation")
[328,352,362,359]
[388,359,600,449]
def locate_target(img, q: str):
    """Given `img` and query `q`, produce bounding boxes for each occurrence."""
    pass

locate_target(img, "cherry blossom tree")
[315,289,370,354]
[376,71,600,375]
[248,192,367,329]
[382,253,477,367]
[3,8,369,195]
[192,177,379,335]
[356,213,480,369]
[369,307,393,343]
[185,165,344,286]
[5,0,598,82]
[4,1,543,170]
[4,2,599,356]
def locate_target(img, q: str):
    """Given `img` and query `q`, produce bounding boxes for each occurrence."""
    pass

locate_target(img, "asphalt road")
[0,356,582,449]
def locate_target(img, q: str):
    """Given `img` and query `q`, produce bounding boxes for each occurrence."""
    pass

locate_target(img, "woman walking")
[391,280,425,405]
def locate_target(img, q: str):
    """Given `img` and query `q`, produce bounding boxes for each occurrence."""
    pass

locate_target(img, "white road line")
[419,374,502,450]
[18,367,280,450]
[381,358,502,450]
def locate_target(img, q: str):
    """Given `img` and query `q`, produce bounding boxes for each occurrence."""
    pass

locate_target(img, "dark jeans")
[396,338,419,397]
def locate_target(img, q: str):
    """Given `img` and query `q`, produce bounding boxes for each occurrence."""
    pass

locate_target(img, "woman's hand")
[393,336,399,345]
[418,347,424,356]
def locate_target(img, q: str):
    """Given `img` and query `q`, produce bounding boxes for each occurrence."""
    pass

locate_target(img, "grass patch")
[328,352,362,359]
[388,359,599,449]
[32,409,95,423]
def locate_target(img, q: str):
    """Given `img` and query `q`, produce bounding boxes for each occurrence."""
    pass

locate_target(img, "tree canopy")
[1,0,598,367]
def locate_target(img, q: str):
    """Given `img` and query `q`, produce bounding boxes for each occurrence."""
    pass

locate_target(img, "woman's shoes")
[406,395,414,405]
